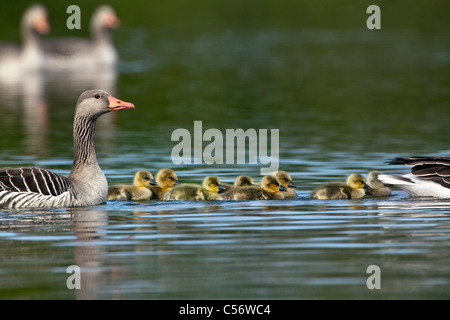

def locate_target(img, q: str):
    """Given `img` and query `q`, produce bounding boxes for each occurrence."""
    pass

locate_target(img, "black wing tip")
[386,157,411,165]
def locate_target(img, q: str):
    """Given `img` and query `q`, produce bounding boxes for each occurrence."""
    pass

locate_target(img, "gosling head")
[274,170,297,189]
[366,171,386,189]
[203,176,226,193]
[156,168,179,190]
[346,173,369,190]
[261,175,287,194]
[134,170,157,188]
[234,175,255,188]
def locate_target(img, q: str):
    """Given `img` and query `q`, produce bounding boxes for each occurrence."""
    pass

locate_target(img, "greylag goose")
[148,168,179,200]
[107,170,157,201]
[218,175,286,200]
[0,89,134,208]
[310,173,369,200]
[43,5,119,70]
[164,176,225,201]
[366,171,391,197]
[273,170,298,198]
[378,157,450,198]
[0,4,50,76]
[219,175,255,193]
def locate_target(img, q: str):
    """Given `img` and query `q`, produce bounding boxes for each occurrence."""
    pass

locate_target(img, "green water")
[0,0,450,300]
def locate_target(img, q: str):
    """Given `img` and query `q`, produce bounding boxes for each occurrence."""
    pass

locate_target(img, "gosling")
[107,170,157,201]
[164,176,225,200]
[273,170,298,198]
[218,175,286,200]
[148,168,179,200]
[219,175,255,193]
[309,173,369,200]
[366,171,391,197]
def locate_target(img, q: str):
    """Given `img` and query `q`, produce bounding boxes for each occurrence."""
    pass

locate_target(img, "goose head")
[234,175,255,187]
[203,176,226,193]
[156,168,179,190]
[21,4,50,44]
[261,175,287,194]
[91,5,120,40]
[346,173,369,190]
[274,170,297,189]
[134,170,157,188]
[75,89,135,120]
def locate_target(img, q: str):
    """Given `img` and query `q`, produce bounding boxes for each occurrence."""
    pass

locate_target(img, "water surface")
[0,0,450,299]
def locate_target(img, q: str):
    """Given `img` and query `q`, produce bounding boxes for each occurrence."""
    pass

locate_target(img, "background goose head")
[261,175,287,194]
[156,168,179,189]
[346,173,369,190]
[21,4,50,46]
[134,170,157,188]
[91,5,120,42]
[203,176,225,193]
[274,170,297,189]
[75,89,135,120]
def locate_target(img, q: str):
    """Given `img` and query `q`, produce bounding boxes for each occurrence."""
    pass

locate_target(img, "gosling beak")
[363,184,370,190]
[174,180,180,185]
[150,179,157,186]
[279,185,287,192]
[288,181,297,188]
[218,184,226,192]
[108,95,135,111]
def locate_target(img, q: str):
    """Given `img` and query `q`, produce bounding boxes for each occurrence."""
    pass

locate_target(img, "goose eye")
[94,94,101,99]
[274,182,279,186]
[168,176,173,180]
[144,176,150,180]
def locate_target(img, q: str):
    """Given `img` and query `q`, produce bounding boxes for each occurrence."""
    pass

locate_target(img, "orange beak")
[108,95,135,111]
[105,13,120,29]
[34,15,50,34]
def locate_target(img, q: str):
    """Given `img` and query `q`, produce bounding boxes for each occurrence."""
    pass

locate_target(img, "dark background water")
[0,0,450,299]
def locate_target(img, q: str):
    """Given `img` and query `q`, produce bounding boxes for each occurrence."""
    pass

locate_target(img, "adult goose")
[0,89,135,208]
[378,157,450,198]
[0,4,50,77]
[43,5,120,70]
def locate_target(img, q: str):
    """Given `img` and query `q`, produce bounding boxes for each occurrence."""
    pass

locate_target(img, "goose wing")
[388,157,450,188]
[0,167,71,196]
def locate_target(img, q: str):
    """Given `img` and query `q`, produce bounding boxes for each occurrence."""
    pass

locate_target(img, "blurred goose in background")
[107,170,157,201]
[310,173,369,200]
[0,4,50,77]
[366,171,391,197]
[219,175,255,193]
[378,156,450,198]
[0,89,135,208]
[273,170,298,198]
[218,175,286,200]
[164,176,225,201]
[43,5,120,70]
[148,168,179,200]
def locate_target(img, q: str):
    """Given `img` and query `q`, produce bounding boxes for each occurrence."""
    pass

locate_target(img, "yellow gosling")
[309,173,369,200]
[273,170,298,198]
[107,170,157,201]
[164,176,225,200]
[218,175,286,200]
[219,175,255,193]
[148,168,179,200]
